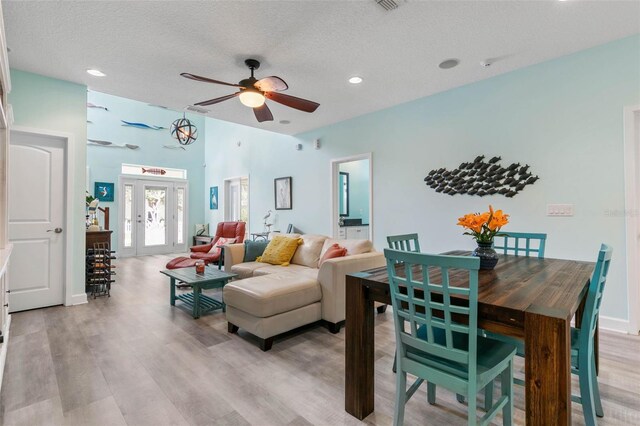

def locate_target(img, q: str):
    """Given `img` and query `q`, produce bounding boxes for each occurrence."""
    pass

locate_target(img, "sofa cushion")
[319,243,347,266]
[320,238,373,258]
[291,234,328,268]
[252,263,318,278]
[223,273,321,318]
[243,240,270,262]
[257,234,302,266]
[230,261,270,280]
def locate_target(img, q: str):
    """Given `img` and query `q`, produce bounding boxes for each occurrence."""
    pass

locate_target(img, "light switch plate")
[547,204,574,217]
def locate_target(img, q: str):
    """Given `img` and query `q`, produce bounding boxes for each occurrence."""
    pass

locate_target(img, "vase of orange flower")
[457,205,509,270]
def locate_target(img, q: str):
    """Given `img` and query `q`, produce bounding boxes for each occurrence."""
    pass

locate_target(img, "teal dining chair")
[387,233,421,253]
[493,232,547,258]
[483,244,612,426]
[384,249,516,426]
[387,233,421,372]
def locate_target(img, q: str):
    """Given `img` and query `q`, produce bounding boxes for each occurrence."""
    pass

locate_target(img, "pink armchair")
[190,221,246,264]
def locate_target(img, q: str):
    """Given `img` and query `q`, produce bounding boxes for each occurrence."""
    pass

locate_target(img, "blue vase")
[472,241,499,270]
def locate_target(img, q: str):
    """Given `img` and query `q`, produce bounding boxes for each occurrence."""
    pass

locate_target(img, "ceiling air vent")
[185,105,210,114]
[376,0,398,11]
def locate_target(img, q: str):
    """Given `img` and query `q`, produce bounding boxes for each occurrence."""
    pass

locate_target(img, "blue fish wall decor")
[121,120,166,130]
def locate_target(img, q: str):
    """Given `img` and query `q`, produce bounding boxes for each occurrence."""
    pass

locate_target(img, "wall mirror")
[339,172,349,217]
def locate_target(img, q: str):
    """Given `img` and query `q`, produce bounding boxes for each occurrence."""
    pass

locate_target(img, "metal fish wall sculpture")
[87,102,109,111]
[142,167,167,176]
[121,120,166,130]
[424,156,539,198]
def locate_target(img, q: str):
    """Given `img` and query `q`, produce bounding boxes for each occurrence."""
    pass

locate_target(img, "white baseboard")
[599,315,630,334]
[0,314,11,393]
[71,293,88,305]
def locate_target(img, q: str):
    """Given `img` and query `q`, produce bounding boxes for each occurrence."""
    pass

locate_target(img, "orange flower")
[488,209,509,230]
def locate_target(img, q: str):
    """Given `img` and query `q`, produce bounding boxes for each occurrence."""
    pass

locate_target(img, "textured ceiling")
[4,1,640,135]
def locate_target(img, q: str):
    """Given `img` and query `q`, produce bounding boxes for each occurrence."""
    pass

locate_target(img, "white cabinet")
[345,225,369,240]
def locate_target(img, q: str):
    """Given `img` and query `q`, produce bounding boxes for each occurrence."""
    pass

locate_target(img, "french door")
[120,178,188,256]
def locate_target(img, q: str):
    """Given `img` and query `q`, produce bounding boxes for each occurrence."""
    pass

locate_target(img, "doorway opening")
[330,154,373,241]
[224,176,249,235]
[119,177,188,257]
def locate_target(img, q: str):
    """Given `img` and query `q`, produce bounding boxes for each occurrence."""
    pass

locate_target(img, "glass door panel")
[144,187,167,246]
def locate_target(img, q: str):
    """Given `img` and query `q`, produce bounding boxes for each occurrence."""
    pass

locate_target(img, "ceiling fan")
[181,59,320,123]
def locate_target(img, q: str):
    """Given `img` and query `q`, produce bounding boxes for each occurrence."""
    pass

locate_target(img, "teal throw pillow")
[243,240,270,262]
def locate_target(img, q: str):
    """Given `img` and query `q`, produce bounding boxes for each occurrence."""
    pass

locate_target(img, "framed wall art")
[274,176,292,210]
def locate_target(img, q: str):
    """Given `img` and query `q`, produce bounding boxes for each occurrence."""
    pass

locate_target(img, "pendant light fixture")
[170,113,198,145]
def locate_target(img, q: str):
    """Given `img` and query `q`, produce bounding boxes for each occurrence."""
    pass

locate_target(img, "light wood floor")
[0,254,638,425]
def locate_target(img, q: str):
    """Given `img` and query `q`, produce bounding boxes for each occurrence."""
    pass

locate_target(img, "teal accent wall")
[205,35,640,322]
[87,91,205,250]
[339,159,370,224]
[9,69,87,299]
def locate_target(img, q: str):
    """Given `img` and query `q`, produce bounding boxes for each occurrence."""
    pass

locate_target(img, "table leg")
[170,277,176,306]
[525,311,571,425]
[345,275,375,420]
[193,286,201,319]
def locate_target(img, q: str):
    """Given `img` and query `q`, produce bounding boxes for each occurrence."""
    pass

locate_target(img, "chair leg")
[393,371,407,426]
[591,353,604,418]
[427,382,436,405]
[392,353,397,373]
[377,304,388,314]
[579,353,597,426]
[456,394,465,403]
[484,381,494,412]
[467,388,477,426]
[227,322,239,333]
[501,360,513,426]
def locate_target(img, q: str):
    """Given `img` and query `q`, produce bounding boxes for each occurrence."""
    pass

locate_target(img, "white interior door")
[8,131,65,312]
[120,177,187,256]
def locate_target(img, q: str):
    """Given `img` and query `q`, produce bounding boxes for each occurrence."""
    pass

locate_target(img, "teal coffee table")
[160,266,237,319]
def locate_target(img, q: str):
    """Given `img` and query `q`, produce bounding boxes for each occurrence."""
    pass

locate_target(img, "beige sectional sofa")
[222,234,385,350]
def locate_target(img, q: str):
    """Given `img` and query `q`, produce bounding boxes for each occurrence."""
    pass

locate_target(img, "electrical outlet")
[547,204,574,217]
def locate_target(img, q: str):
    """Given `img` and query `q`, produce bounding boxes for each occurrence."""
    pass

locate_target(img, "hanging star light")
[170,113,198,145]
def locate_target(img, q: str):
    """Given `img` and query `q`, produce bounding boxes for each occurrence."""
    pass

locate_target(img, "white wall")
[205,35,640,325]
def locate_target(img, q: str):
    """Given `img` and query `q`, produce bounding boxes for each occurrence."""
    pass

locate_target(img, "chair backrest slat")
[384,249,480,371]
[387,233,421,253]
[493,232,547,258]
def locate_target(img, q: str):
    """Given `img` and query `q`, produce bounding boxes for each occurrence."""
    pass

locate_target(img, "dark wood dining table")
[344,251,596,425]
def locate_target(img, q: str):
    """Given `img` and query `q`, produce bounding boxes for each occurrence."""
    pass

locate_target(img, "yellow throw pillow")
[256,235,303,266]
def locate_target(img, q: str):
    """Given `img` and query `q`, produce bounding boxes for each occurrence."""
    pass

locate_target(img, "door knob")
[47,228,63,233]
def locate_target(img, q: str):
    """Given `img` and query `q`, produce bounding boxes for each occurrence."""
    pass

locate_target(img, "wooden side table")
[193,235,214,246]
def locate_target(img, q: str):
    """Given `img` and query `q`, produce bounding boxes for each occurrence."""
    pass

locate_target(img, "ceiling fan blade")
[255,76,288,92]
[265,92,319,113]
[181,73,243,88]
[253,103,274,123]
[194,92,241,106]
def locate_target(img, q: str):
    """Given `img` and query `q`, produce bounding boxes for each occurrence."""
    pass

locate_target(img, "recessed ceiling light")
[348,76,363,84]
[86,69,106,77]
[279,120,291,125]
[438,59,460,69]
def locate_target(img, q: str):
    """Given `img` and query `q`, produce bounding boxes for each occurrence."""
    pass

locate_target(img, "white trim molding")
[623,105,640,335]
[599,315,630,334]
[71,293,88,305]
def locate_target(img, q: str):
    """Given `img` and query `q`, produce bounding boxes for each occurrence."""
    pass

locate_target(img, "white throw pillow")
[291,234,329,268]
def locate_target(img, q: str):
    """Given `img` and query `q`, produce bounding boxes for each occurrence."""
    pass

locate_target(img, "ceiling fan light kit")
[181,58,320,123]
